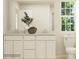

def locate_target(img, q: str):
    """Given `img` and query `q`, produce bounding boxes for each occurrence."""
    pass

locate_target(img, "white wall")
[9,0,19,32]
[3,0,9,34]
[53,0,76,59]
[18,4,52,33]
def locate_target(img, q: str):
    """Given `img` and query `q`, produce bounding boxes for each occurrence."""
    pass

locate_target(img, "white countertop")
[4,32,56,36]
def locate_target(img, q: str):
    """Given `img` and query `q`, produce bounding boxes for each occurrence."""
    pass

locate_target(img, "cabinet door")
[36,41,46,58]
[4,36,23,59]
[14,41,23,59]
[24,50,35,58]
[4,41,13,59]
[24,41,35,50]
[46,41,56,58]
[36,36,56,59]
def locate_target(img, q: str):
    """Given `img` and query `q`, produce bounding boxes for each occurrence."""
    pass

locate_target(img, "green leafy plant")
[21,12,33,26]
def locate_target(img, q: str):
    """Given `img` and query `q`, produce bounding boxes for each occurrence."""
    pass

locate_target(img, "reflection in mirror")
[5,0,54,34]
[16,0,54,33]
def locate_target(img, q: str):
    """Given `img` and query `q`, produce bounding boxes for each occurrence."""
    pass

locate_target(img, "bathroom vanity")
[4,33,56,59]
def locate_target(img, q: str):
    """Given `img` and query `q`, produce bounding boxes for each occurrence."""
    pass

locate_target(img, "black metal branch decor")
[21,12,33,26]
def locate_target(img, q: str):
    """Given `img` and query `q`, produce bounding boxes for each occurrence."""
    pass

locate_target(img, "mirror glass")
[8,0,54,33]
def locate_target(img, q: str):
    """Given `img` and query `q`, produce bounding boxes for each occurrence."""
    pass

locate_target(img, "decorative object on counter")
[21,12,37,34]
[21,12,33,26]
[28,27,37,34]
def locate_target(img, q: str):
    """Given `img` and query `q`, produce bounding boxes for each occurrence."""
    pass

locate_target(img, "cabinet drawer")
[4,36,23,41]
[24,50,35,58]
[36,36,56,40]
[24,41,35,49]
[24,36,35,40]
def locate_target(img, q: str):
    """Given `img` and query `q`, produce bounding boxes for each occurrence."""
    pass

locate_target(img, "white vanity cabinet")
[4,35,56,59]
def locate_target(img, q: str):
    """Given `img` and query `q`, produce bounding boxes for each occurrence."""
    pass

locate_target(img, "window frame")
[60,0,76,32]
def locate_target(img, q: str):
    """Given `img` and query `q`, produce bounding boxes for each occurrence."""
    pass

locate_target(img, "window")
[61,0,75,31]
